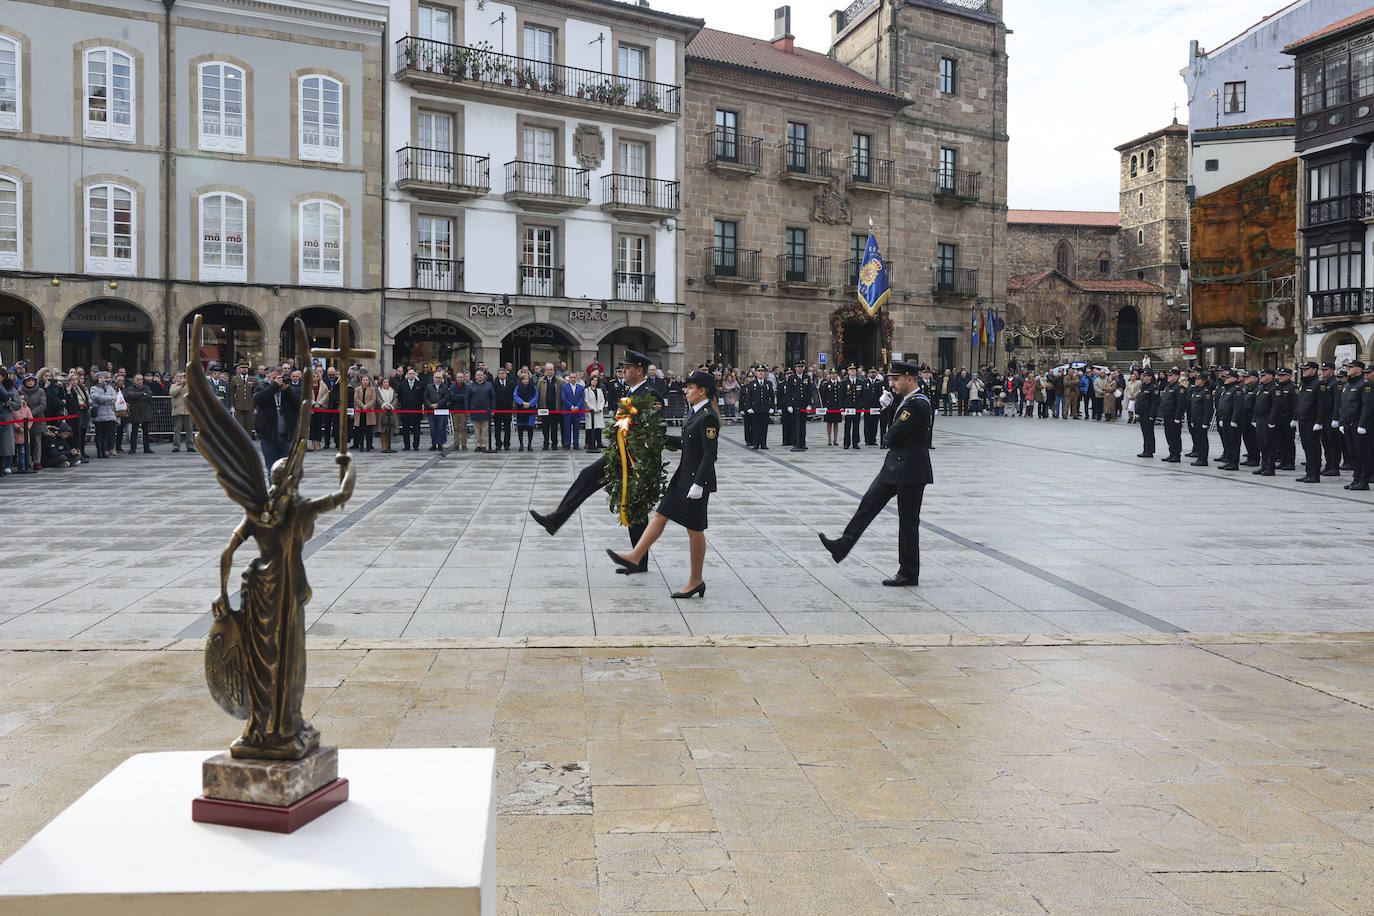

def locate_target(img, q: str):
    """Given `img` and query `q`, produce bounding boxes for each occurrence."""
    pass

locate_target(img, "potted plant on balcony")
[635,90,659,111]
[610,83,630,106]
[518,66,540,90]
[402,41,420,71]
[469,41,493,80]
[547,76,565,94]
[493,59,513,85]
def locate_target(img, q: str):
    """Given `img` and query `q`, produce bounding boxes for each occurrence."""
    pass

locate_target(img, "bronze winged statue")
[186,315,355,760]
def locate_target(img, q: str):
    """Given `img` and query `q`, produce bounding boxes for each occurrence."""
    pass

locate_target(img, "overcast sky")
[652,0,1279,212]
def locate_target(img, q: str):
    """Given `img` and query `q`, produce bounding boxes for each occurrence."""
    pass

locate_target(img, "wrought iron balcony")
[394,37,681,120]
[396,148,489,201]
[704,247,761,284]
[1309,288,1374,318]
[414,257,463,292]
[613,271,655,303]
[708,129,762,175]
[519,265,565,298]
[1307,195,1361,226]
[842,257,894,288]
[600,174,679,219]
[932,267,978,298]
[777,253,831,288]
[845,156,894,192]
[935,168,982,202]
[503,161,590,211]
[778,143,834,183]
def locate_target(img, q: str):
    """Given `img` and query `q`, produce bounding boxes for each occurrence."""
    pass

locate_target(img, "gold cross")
[311,319,377,460]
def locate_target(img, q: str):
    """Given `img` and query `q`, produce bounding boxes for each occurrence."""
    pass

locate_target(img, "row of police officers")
[738,364,894,452]
[1133,360,1374,489]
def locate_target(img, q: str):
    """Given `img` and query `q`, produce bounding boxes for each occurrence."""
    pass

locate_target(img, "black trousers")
[743,410,754,446]
[751,411,769,448]
[1298,423,1321,476]
[1138,418,1155,455]
[495,415,512,449]
[780,408,794,446]
[1279,426,1296,467]
[840,479,925,581]
[1188,422,1208,461]
[1323,425,1344,469]
[400,414,421,450]
[843,414,861,448]
[793,410,807,449]
[1220,422,1240,465]
[1260,424,1277,471]
[1346,426,1369,482]
[1164,418,1183,458]
[545,458,647,567]
[541,414,559,448]
[863,414,880,445]
[1240,420,1258,463]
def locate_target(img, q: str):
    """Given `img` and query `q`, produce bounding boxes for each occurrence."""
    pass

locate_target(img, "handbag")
[114,390,129,419]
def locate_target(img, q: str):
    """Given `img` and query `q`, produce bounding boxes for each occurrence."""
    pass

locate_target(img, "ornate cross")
[311,319,377,468]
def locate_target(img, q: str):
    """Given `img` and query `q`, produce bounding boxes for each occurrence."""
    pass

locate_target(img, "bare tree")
[1009,283,1071,361]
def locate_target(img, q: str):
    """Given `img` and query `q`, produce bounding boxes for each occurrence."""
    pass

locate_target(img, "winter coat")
[170,381,190,417]
[584,385,606,430]
[513,381,539,427]
[89,383,118,422]
[124,382,154,423]
[353,384,379,426]
[0,378,18,456]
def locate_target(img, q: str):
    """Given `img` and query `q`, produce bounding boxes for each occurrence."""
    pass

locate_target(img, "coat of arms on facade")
[573,124,605,170]
[811,181,853,225]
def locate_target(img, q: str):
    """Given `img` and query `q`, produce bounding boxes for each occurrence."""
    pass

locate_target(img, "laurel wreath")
[603,394,669,528]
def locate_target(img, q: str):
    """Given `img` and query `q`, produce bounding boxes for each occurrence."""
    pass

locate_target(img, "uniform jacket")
[840,376,865,408]
[742,379,774,413]
[1316,375,1339,426]
[1295,376,1319,422]
[1215,382,1238,423]
[880,391,934,487]
[230,374,256,411]
[1239,382,1257,423]
[1135,382,1156,421]
[1187,383,1214,425]
[670,403,719,493]
[1254,381,1274,426]
[1270,381,1296,425]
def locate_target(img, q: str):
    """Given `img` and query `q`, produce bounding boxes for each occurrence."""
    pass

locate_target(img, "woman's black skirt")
[656,484,709,531]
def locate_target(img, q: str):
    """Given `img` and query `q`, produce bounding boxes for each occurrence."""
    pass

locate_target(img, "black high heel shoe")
[607,549,642,574]
[670,582,706,599]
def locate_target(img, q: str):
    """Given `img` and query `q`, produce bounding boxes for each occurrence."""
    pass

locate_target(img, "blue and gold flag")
[857,230,891,317]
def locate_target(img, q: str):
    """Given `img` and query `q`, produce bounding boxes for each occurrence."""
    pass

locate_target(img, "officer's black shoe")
[1220,463,1239,471]
[1244,460,1260,467]
[1278,464,1296,471]
[1259,468,1275,476]
[1190,459,1208,466]
[529,510,560,536]
[1341,462,1354,470]
[790,447,805,452]
[1297,476,1321,483]
[1345,481,1370,490]
[882,575,918,587]
[1321,467,1340,476]
[818,533,848,564]
[1184,452,1197,458]
[1162,456,1180,463]
[1137,452,1152,458]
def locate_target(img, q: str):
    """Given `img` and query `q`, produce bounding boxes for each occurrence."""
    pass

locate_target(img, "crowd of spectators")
[925,363,1143,421]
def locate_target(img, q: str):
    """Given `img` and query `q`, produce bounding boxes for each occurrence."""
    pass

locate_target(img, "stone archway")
[60,298,156,373]
[1115,305,1140,351]
[830,303,892,370]
[1318,329,1366,366]
[181,303,266,370]
[0,293,44,369]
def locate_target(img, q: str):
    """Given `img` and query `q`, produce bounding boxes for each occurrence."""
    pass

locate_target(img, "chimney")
[772,6,794,53]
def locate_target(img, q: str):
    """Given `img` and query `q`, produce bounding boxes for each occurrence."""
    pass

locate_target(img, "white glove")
[787,407,794,413]
[1230,422,1238,428]
[1202,424,1209,431]
[746,409,754,414]
[1290,420,1299,429]
[879,390,894,409]
[688,484,703,499]
[1314,424,1323,431]
[1268,424,1275,429]
[1361,427,1368,435]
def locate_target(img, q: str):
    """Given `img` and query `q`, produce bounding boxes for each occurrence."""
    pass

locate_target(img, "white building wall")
[1191,135,1295,197]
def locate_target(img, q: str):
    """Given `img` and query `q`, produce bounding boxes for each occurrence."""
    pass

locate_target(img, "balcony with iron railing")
[778,143,834,184]
[777,253,831,289]
[518,264,565,298]
[394,37,681,123]
[704,247,761,284]
[707,128,763,176]
[396,147,489,201]
[1309,287,1374,318]
[934,168,982,203]
[600,174,680,220]
[504,161,590,211]
[845,156,894,193]
[414,257,464,292]
[932,267,978,298]
[613,271,655,303]
[843,257,895,289]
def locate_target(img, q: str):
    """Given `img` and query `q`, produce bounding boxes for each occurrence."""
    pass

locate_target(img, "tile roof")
[686,28,902,100]
[1007,210,1120,228]
[1114,122,1190,152]
[1193,118,1295,134]
[1008,270,1163,295]
[1285,5,1374,50]
[1008,270,1055,290]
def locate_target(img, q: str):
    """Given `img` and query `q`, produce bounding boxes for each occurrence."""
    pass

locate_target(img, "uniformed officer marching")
[1158,367,1185,462]
[1337,360,1373,489]
[1214,368,1240,470]
[1253,367,1276,474]
[1186,369,1214,466]
[818,361,932,586]
[1135,368,1157,458]
[1272,366,1297,470]
[1318,362,1343,475]
[840,365,865,449]
[1294,361,1323,483]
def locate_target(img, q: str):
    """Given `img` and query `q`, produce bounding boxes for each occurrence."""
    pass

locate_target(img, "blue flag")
[857,230,891,317]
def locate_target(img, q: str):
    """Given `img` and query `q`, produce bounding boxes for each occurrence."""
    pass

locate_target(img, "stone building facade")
[0,0,387,373]
[1116,122,1190,295]
[680,0,1008,372]
[383,0,703,375]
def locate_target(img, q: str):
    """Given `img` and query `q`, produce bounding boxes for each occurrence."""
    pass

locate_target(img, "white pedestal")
[0,748,496,916]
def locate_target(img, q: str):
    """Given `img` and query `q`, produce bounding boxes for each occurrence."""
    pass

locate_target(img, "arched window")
[1147,149,1155,172]
[85,182,135,274]
[0,174,20,269]
[1138,229,1144,245]
[199,192,246,282]
[1130,154,1138,177]
[1055,240,1070,275]
[0,34,21,132]
[199,62,246,153]
[299,199,342,285]
[83,47,135,142]
[298,74,342,162]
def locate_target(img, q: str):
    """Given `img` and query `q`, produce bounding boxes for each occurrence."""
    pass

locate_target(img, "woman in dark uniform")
[608,369,719,597]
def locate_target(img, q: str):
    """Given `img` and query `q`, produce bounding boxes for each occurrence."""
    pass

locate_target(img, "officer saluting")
[818,361,932,587]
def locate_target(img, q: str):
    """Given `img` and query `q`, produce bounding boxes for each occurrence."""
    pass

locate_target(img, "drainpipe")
[161,0,175,374]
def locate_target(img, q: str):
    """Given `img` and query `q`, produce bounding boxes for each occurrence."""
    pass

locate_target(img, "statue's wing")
[280,317,314,492]
[186,315,269,513]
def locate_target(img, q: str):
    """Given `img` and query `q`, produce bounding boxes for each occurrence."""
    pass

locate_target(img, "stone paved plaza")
[1,415,1371,639]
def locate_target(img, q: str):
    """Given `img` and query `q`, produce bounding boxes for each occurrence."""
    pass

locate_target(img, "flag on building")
[856,230,891,317]
[979,311,988,345]
[971,313,979,348]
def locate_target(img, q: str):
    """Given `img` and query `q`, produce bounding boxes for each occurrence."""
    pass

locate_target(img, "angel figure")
[186,316,355,760]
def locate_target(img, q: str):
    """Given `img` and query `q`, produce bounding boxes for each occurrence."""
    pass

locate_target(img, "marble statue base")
[202,745,339,806]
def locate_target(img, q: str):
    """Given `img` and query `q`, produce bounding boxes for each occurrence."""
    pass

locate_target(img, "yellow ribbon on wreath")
[613,396,639,526]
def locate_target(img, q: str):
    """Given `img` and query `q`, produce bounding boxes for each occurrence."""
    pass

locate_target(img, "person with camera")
[253,366,300,470]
